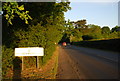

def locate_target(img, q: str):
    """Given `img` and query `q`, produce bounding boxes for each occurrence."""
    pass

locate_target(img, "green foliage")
[101,26,110,38]
[89,24,102,39]
[2,45,14,77]
[3,2,32,25]
[72,29,83,41]
[60,19,74,42]
[111,26,120,32]
[0,2,1,11]
[74,19,87,28]
[14,21,64,66]
[62,19,120,42]
[110,31,120,38]
[82,35,93,40]
[109,26,120,38]
[68,24,102,41]
[118,31,120,37]
[101,26,110,34]
[2,2,71,78]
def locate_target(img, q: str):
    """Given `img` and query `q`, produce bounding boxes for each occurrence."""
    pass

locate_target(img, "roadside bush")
[70,36,83,42]
[82,35,93,40]
[2,45,14,77]
[110,31,120,39]
[14,23,63,66]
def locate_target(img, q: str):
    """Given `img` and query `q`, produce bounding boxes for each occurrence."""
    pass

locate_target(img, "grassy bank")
[40,46,59,79]
[72,38,120,52]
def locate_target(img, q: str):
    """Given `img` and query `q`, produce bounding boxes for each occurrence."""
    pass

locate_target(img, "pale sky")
[65,1,119,29]
[69,0,120,2]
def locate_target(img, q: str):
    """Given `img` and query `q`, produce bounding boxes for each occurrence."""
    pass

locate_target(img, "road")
[57,45,119,79]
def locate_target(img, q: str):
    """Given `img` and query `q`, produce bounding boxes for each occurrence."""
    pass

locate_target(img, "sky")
[64,0,119,29]
[69,0,119,2]
[118,1,120,26]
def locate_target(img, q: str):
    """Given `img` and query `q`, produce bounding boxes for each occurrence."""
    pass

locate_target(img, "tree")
[74,19,87,29]
[70,29,83,42]
[110,31,118,38]
[81,24,102,40]
[3,2,32,25]
[101,26,110,38]
[101,26,110,34]
[72,19,89,36]
[89,24,102,39]
[61,19,74,42]
[111,26,120,32]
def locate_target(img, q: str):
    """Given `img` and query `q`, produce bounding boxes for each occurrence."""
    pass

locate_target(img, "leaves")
[18,5,24,10]
[2,2,71,78]
[3,2,32,25]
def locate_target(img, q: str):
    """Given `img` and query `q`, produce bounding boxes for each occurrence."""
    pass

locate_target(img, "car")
[62,42,67,47]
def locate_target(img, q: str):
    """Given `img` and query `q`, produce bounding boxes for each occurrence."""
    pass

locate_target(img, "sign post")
[22,56,24,70]
[15,47,44,70]
[37,56,39,69]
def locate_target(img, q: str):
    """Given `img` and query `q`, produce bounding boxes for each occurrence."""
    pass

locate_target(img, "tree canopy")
[3,2,32,25]
[62,19,120,42]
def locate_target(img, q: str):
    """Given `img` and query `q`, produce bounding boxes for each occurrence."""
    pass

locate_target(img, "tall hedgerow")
[2,2,71,77]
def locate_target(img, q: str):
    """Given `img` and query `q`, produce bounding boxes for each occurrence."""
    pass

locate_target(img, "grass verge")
[3,46,59,79]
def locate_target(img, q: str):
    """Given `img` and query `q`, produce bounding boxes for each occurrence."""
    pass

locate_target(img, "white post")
[22,56,24,70]
[37,56,39,69]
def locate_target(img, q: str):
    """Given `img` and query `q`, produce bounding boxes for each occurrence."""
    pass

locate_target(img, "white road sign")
[15,47,44,56]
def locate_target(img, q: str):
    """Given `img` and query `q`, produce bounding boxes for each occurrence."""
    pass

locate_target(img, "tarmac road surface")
[57,45,119,79]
